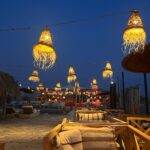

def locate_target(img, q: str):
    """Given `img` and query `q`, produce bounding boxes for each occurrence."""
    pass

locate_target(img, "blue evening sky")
[0,0,150,95]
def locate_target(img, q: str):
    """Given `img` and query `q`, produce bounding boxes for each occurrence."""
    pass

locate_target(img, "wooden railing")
[127,116,150,135]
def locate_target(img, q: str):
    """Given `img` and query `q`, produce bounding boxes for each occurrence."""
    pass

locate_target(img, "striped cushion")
[78,113,104,121]
[80,127,115,142]
[80,127,117,150]
[83,141,118,150]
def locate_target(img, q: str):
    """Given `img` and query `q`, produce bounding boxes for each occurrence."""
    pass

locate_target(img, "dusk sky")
[0,0,150,94]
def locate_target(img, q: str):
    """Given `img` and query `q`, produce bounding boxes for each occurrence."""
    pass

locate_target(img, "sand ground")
[0,113,66,150]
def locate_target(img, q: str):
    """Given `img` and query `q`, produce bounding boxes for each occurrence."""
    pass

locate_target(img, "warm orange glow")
[92,79,97,85]
[102,62,113,79]
[33,28,56,70]
[91,79,98,89]
[28,69,40,82]
[67,66,77,83]
[55,82,61,91]
[123,10,146,53]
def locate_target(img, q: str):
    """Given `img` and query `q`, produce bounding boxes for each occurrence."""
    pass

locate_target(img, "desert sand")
[0,113,67,150]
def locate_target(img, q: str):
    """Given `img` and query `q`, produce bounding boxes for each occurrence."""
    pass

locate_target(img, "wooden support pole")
[144,73,149,115]
[122,72,126,113]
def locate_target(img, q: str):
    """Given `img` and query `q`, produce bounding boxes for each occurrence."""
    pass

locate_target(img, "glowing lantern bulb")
[33,28,56,70]
[28,69,40,82]
[102,62,113,79]
[55,82,61,91]
[123,10,146,54]
[67,66,77,83]
[92,79,97,85]
[91,79,98,90]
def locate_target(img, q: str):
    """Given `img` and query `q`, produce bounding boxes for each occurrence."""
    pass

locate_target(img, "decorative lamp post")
[74,80,80,93]
[102,62,113,79]
[74,80,81,105]
[33,28,56,70]
[91,79,99,101]
[28,69,40,82]
[123,10,146,54]
[67,66,77,83]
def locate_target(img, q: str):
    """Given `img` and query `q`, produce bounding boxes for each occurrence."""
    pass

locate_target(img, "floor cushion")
[55,129,83,150]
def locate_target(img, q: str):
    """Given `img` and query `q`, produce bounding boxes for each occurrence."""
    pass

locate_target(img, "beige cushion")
[62,125,114,132]
[56,129,83,150]
[97,113,104,120]
[84,114,89,120]
[79,113,84,120]
[80,127,115,142]
[81,131,114,142]
[83,141,118,150]
[78,113,104,121]
[63,143,82,150]
[80,127,117,149]
[88,114,93,120]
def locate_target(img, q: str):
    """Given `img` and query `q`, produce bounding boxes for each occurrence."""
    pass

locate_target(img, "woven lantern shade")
[122,43,150,73]
[102,62,113,79]
[33,28,56,70]
[28,69,40,82]
[67,66,77,83]
[91,79,98,89]
[55,82,61,91]
[123,10,146,54]
[92,79,97,85]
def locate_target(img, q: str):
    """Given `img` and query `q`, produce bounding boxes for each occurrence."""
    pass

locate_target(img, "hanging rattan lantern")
[102,62,113,79]
[92,79,97,85]
[28,69,40,82]
[55,82,61,91]
[67,66,77,83]
[33,28,56,70]
[123,10,146,54]
[91,79,98,89]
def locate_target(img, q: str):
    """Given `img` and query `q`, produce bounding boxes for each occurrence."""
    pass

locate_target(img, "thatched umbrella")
[0,72,19,117]
[122,43,150,115]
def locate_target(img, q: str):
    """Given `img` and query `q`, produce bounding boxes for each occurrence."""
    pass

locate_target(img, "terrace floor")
[0,113,66,150]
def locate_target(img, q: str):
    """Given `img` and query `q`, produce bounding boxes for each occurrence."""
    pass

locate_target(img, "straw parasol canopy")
[122,43,150,73]
[0,72,19,117]
[0,72,19,96]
